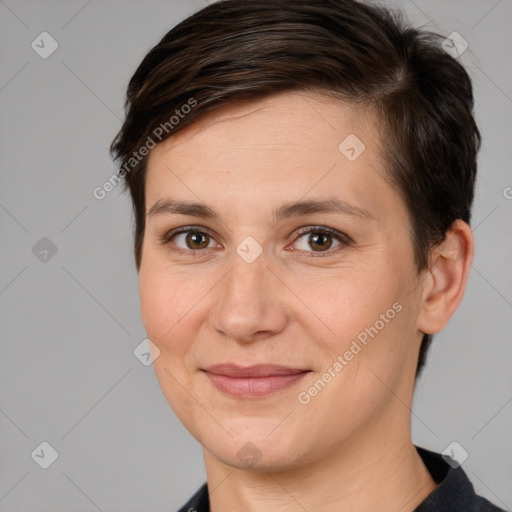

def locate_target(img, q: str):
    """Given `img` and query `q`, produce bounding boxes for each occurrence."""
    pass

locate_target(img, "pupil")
[311,233,331,251]
[189,232,207,248]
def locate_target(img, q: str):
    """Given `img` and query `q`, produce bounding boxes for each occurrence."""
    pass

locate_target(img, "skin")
[139,90,474,512]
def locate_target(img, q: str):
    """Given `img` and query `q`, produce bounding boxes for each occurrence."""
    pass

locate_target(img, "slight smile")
[202,364,312,398]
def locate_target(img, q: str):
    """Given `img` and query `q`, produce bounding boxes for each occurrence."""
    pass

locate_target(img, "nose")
[208,250,288,344]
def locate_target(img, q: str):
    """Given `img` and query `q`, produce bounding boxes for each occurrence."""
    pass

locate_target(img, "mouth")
[201,364,311,398]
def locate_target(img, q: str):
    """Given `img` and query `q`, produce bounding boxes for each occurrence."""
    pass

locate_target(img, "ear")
[417,219,474,335]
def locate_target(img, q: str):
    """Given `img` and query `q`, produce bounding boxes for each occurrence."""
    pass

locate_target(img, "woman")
[110,1,504,510]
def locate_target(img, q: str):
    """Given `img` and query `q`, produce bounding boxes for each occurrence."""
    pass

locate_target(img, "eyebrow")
[147,197,373,222]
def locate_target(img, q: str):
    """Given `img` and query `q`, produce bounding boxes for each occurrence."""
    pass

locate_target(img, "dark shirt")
[177,446,506,511]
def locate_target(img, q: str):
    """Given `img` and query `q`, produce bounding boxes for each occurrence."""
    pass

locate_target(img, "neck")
[203,413,437,512]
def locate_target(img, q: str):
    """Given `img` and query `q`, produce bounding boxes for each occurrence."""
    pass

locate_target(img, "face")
[139,90,426,471]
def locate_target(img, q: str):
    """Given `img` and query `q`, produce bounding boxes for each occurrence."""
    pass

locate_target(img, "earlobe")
[417,220,474,335]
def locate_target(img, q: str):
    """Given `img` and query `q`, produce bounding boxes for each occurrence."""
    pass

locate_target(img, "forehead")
[152,90,377,159]
[144,90,400,225]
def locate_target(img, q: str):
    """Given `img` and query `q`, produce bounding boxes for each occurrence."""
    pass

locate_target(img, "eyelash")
[159,225,352,258]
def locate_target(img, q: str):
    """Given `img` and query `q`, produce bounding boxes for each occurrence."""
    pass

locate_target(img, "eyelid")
[160,224,352,257]
[290,225,352,257]
[159,225,219,256]
[294,225,352,245]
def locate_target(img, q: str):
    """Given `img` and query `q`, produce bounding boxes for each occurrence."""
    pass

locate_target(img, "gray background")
[0,0,511,511]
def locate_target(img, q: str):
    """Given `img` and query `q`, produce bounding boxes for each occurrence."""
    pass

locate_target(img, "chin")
[208,443,303,472]
[200,421,307,471]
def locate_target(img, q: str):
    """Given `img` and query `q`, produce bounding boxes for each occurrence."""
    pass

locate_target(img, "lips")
[204,364,308,377]
[202,364,310,398]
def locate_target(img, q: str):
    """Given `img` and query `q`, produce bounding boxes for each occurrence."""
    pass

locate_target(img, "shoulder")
[176,483,209,512]
[415,446,507,512]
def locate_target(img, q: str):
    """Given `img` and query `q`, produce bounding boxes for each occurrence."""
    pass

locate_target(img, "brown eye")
[183,231,211,250]
[293,226,351,256]
[162,228,218,255]
[307,232,334,251]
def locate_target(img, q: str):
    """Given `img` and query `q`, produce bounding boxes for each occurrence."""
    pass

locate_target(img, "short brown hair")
[110,0,481,377]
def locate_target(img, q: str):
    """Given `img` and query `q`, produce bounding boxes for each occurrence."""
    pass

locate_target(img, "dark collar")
[177,446,505,512]
[414,446,505,511]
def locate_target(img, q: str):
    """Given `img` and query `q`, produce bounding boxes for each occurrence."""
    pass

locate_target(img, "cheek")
[139,265,194,354]
[312,264,397,331]
[139,269,166,340]
[311,262,415,372]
